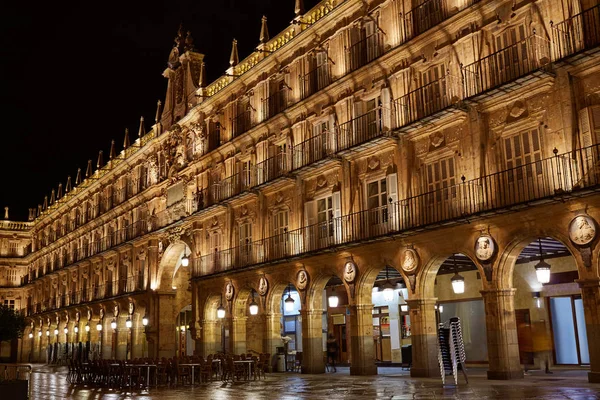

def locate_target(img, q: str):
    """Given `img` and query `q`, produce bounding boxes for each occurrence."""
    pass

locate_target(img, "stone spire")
[3,207,8,220]
[198,62,207,88]
[109,140,116,160]
[138,117,146,138]
[76,168,82,184]
[86,160,93,178]
[65,176,72,193]
[43,196,48,210]
[155,100,162,124]
[184,30,195,52]
[57,183,63,199]
[123,129,130,149]
[37,204,42,217]
[97,151,104,169]
[230,39,239,67]
[50,189,56,205]
[259,16,270,44]
[295,0,304,16]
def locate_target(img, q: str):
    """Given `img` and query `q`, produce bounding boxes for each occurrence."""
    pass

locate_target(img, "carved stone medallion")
[225,282,235,301]
[475,235,496,262]
[343,261,357,283]
[569,215,597,246]
[258,277,269,296]
[401,249,419,273]
[296,270,309,291]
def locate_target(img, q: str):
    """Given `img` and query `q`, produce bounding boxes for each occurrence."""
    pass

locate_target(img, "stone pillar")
[116,314,128,359]
[577,278,600,383]
[202,319,221,355]
[406,298,439,378]
[300,309,325,374]
[481,288,523,380]
[156,292,176,358]
[232,316,247,355]
[264,312,282,372]
[348,304,377,375]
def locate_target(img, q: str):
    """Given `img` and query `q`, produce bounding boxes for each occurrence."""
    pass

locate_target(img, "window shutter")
[381,87,392,131]
[386,173,399,230]
[332,192,343,243]
[304,200,317,251]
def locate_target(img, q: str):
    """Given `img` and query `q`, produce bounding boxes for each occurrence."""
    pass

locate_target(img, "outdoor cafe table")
[179,363,201,384]
[234,359,254,381]
[126,363,157,388]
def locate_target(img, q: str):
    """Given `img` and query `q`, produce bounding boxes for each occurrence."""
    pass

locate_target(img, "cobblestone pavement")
[29,365,600,399]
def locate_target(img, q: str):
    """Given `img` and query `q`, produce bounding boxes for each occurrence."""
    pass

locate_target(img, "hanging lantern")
[181,249,189,267]
[451,272,465,294]
[29,333,33,339]
[46,330,50,337]
[74,326,79,334]
[126,317,132,329]
[400,304,409,313]
[64,327,68,335]
[96,321,103,331]
[249,291,259,315]
[380,267,395,302]
[54,329,59,336]
[535,238,551,284]
[328,294,339,308]
[142,315,149,326]
[85,323,90,333]
[284,285,295,312]
[180,325,186,332]
[110,319,117,330]
[217,303,226,319]
[38,331,42,337]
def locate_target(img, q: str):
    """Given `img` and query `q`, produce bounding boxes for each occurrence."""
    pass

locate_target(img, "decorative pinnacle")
[97,151,104,169]
[109,140,116,160]
[198,62,207,88]
[230,39,239,67]
[65,176,72,193]
[75,168,82,185]
[259,16,270,44]
[85,161,92,178]
[43,196,48,210]
[50,189,56,205]
[123,128,130,149]
[57,183,63,199]
[295,0,305,16]
[138,116,146,138]
[155,100,162,124]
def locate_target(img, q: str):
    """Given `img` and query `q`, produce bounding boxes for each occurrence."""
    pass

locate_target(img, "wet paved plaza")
[29,365,600,399]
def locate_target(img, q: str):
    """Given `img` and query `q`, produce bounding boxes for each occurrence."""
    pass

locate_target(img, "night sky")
[0,0,319,221]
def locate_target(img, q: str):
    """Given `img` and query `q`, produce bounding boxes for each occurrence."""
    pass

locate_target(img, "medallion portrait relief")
[475,235,495,262]
[569,215,597,246]
[343,261,356,283]
[225,282,235,301]
[258,276,269,296]
[401,249,419,273]
[296,270,308,290]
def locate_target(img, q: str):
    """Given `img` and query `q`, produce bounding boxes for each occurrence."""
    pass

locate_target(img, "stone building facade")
[1,0,600,382]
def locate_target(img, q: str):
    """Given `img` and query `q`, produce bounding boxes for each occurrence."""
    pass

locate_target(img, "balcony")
[462,34,551,99]
[262,88,289,120]
[300,62,331,100]
[256,153,289,186]
[231,109,253,138]
[346,33,383,73]
[404,0,448,38]
[552,4,600,61]
[292,131,333,171]
[336,107,383,152]
[193,143,600,279]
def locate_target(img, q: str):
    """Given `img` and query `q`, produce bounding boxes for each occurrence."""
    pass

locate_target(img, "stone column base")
[589,371,600,383]
[350,365,378,376]
[487,369,524,380]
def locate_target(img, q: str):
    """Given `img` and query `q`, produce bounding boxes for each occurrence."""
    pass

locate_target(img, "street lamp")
[126,317,132,329]
[534,238,551,284]
[74,326,79,334]
[29,333,33,339]
[54,329,58,336]
[85,323,90,333]
[142,315,149,327]
[63,327,68,335]
[181,249,189,267]
[249,290,259,316]
[111,319,117,330]
[450,255,465,294]
[38,331,42,338]
[284,284,295,312]
[96,321,103,331]
[327,286,339,308]
[46,330,50,337]
[217,297,226,319]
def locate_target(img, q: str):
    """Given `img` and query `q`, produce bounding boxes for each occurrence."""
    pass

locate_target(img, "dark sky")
[0,0,319,221]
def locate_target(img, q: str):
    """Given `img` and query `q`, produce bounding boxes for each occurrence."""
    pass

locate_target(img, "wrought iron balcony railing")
[292,131,334,170]
[336,107,383,152]
[231,109,253,138]
[462,34,552,98]
[404,0,448,38]
[300,62,332,100]
[346,33,383,73]
[193,143,600,278]
[262,88,289,120]
[552,4,600,60]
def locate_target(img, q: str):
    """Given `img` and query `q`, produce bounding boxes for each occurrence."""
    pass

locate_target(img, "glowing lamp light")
[126,318,132,329]
[74,326,79,334]
[96,322,103,331]
[217,304,226,319]
[439,305,444,313]
[29,333,33,339]
[54,329,58,336]
[64,327,68,335]
[142,316,149,326]
[284,293,295,312]
[451,273,465,294]
[46,330,50,337]
[181,252,189,267]
[400,304,409,313]
[328,295,339,308]
[85,324,90,333]
[249,300,259,316]
[535,259,551,284]
[38,331,42,337]
[110,320,117,330]
[180,325,186,332]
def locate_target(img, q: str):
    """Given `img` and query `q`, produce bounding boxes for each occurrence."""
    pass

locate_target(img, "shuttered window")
[426,157,456,201]
[504,128,542,183]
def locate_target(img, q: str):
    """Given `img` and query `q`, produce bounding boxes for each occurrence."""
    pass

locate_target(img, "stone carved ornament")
[343,261,357,283]
[258,276,269,296]
[475,235,496,262]
[225,282,235,301]
[128,302,135,315]
[401,249,419,274]
[296,270,309,291]
[569,215,597,246]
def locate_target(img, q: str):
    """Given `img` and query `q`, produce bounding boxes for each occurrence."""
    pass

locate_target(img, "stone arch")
[306,270,349,311]
[494,228,584,290]
[155,240,193,291]
[354,260,408,306]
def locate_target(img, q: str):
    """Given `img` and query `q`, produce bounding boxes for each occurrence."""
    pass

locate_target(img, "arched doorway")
[280,283,301,371]
[511,237,587,370]
[324,276,348,366]
[176,305,193,357]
